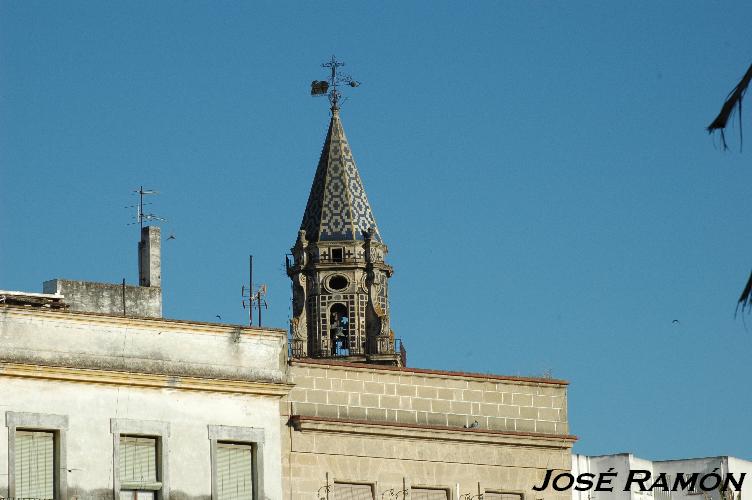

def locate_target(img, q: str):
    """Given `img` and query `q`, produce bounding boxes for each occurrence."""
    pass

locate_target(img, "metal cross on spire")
[310,55,360,111]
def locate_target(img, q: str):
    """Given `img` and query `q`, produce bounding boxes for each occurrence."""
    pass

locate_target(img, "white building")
[0,228,291,500]
[572,454,752,500]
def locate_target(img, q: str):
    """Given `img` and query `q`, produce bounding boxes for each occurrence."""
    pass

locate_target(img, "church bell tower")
[287,57,402,366]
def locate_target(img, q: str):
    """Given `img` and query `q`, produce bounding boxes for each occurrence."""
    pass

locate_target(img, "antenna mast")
[127,186,166,230]
[242,255,268,327]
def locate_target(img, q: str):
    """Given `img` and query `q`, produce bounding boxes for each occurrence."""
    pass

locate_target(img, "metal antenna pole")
[128,186,164,230]
[257,289,262,327]
[253,255,260,326]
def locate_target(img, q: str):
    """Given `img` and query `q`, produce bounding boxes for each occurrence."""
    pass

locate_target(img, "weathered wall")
[0,305,291,500]
[0,377,283,500]
[286,360,568,434]
[138,226,161,287]
[44,279,162,318]
[0,306,286,383]
[282,360,574,499]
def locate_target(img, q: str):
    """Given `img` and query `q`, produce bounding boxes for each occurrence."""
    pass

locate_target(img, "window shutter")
[136,491,155,500]
[216,443,253,500]
[411,488,450,500]
[331,483,374,500]
[485,493,523,500]
[120,436,157,483]
[15,430,54,500]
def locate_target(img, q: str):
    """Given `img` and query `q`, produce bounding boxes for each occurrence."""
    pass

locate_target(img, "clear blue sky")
[2,1,751,460]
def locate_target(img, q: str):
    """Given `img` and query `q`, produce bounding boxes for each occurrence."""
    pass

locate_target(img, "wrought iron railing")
[288,333,407,364]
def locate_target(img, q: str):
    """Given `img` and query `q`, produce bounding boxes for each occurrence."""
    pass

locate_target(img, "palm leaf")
[736,269,752,315]
[708,63,752,150]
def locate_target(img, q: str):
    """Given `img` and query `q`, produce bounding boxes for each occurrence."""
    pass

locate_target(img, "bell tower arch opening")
[329,303,349,355]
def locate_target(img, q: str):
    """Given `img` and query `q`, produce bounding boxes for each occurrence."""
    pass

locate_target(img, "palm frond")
[708,63,752,150]
[736,269,752,315]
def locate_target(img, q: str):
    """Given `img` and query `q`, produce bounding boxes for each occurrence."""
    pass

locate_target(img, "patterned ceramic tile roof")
[300,110,383,243]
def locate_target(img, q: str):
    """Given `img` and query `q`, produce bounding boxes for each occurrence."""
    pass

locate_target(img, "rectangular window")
[216,443,253,500]
[331,248,343,262]
[331,482,374,500]
[411,488,450,500]
[484,493,523,500]
[209,425,264,500]
[15,430,55,500]
[119,436,161,500]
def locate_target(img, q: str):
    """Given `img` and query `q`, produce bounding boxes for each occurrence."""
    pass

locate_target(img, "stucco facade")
[0,304,291,500]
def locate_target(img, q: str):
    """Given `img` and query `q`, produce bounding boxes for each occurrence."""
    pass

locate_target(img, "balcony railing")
[285,253,387,273]
[289,334,407,366]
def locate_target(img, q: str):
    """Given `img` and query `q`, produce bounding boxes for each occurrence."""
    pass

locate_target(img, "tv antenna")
[126,186,166,230]
[310,55,360,111]
[241,255,269,327]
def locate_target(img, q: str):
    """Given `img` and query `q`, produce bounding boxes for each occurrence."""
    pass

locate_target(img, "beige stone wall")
[286,360,568,434]
[282,360,575,499]
[285,424,572,499]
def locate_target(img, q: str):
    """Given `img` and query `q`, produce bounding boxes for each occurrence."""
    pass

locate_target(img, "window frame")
[482,491,525,500]
[111,419,170,500]
[6,411,69,500]
[208,425,265,500]
[410,485,454,500]
[331,248,344,263]
[331,480,376,499]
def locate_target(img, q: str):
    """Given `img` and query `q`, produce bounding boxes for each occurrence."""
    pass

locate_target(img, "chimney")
[138,226,161,287]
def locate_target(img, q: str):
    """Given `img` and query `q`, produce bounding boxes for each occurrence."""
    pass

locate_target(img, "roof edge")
[290,358,569,386]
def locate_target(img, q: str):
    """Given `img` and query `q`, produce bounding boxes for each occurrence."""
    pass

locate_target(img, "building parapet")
[0,304,288,384]
[285,359,569,435]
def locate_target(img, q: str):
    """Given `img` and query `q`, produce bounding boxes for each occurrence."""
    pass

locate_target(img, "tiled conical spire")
[300,109,382,243]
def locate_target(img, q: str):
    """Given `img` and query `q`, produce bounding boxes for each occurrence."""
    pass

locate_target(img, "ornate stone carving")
[289,111,399,364]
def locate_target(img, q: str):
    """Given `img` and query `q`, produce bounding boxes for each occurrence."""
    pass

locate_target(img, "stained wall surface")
[0,305,290,500]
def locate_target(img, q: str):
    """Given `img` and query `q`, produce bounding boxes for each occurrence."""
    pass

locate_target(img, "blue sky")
[2,2,751,460]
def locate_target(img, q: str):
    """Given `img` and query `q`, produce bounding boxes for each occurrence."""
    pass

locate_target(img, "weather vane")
[310,55,360,110]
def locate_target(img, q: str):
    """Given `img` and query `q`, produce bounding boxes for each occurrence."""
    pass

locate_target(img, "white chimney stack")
[139,226,161,287]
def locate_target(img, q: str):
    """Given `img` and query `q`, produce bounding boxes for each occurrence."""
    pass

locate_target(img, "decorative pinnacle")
[310,55,360,111]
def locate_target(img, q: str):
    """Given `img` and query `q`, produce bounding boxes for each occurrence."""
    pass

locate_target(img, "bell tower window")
[329,303,349,355]
[331,248,343,263]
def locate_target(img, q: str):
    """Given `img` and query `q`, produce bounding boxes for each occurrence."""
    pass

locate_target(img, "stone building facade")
[281,360,573,499]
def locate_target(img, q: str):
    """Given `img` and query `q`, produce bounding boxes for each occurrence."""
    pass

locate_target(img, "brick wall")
[285,360,569,435]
